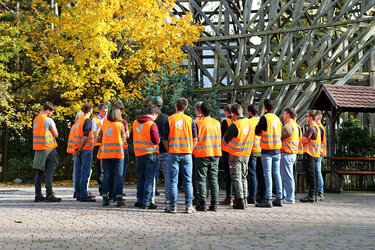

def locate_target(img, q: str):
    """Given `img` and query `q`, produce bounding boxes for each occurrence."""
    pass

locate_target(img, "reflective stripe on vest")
[318,123,327,157]
[260,113,282,150]
[66,119,82,153]
[221,118,233,153]
[194,117,222,158]
[72,116,94,151]
[33,114,57,150]
[282,121,299,154]
[303,122,321,157]
[97,121,124,159]
[249,116,261,153]
[133,120,159,156]
[225,118,254,157]
[168,113,194,154]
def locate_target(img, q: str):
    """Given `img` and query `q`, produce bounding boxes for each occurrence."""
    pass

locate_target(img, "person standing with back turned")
[163,98,198,214]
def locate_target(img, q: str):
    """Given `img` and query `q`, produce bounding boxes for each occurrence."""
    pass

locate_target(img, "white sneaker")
[283,200,295,204]
[185,205,196,214]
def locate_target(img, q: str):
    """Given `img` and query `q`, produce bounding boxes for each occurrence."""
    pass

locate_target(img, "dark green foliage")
[337,116,375,157]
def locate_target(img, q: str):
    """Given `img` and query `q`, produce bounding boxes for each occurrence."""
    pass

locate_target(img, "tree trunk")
[2,125,9,182]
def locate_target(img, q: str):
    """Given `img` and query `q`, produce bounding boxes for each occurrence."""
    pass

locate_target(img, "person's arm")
[92,118,99,137]
[51,127,59,139]
[224,123,238,143]
[192,120,198,148]
[97,130,103,143]
[255,116,267,136]
[221,120,229,137]
[47,118,59,138]
[75,119,92,154]
[122,119,130,139]
[302,126,315,144]
[120,124,126,144]
[281,124,293,141]
[150,123,160,145]
[162,121,170,152]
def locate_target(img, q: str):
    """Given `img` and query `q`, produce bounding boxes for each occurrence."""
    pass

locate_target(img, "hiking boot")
[208,204,217,212]
[272,198,283,207]
[79,197,96,202]
[219,199,233,206]
[87,191,96,199]
[196,201,207,212]
[186,205,196,214]
[134,202,143,208]
[299,196,315,203]
[255,199,272,208]
[233,198,245,209]
[116,198,125,207]
[142,203,157,209]
[35,193,46,202]
[45,192,62,202]
[164,206,177,214]
[247,198,256,204]
[103,197,110,206]
[317,194,325,201]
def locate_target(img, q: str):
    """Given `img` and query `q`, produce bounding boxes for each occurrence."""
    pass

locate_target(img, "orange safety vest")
[225,118,254,157]
[296,123,303,155]
[133,120,159,156]
[168,113,194,154]
[66,119,82,154]
[249,116,261,153]
[282,121,299,154]
[97,121,124,159]
[260,113,282,150]
[192,117,203,156]
[318,123,326,157]
[303,122,321,158]
[72,116,94,151]
[221,117,233,153]
[33,114,57,150]
[194,117,222,158]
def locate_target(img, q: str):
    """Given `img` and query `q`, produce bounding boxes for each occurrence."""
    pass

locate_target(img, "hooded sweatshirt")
[131,115,160,145]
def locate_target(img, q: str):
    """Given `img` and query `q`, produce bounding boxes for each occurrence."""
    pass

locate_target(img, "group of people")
[32,97,326,213]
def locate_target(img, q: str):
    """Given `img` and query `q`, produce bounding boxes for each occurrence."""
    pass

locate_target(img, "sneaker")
[87,191,96,199]
[142,203,157,209]
[317,194,324,201]
[208,205,217,212]
[134,202,143,208]
[35,193,46,202]
[186,205,196,214]
[164,206,177,214]
[103,197,110,206]
[255,199,272,208]
[272,198,283,207]
[283,200,295,204]
[45,193,62,202]
[116,199,125,207]
[219,199,233,206]
[79,197,96,202]
[299,196,315,203]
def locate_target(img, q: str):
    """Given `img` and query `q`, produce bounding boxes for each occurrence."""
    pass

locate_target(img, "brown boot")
[233,198,245,209]
[219,199,233,206]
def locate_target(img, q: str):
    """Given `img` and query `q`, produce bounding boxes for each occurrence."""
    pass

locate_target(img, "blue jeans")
[136,153,158,206]
[247,156,257,200]
[102,158,124,199]
[261,153,282,200]
[168,153,193,206]
[154,152,169,201]
[73,150,93,198]
[280,153,297,202]
[316,156,324,195]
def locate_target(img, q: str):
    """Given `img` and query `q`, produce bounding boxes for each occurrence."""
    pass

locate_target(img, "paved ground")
[0,185,374,249]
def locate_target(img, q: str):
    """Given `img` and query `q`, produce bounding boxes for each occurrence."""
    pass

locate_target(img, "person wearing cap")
[151,96,170,203]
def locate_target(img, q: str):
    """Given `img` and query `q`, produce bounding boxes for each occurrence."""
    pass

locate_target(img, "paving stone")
[0,186,374,248]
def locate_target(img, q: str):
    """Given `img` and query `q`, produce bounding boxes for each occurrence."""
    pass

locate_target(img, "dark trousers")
[255,156,266,201]
[222,151,233,200]
[302,153,318,197]
[248,155,266,200]
[93,146,102,194]
[35,149,58,195]
[192,155,199,198]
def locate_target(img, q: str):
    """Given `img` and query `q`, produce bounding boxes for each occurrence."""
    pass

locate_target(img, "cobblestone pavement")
[0,185,374,249]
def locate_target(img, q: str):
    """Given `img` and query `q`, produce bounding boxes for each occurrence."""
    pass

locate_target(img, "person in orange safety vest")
[194,102,222,212]
[315,110,326,201]
[33,102,61,202]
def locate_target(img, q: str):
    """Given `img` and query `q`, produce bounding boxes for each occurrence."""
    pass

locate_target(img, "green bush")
[8,157,34,181]
[337,116,375,157]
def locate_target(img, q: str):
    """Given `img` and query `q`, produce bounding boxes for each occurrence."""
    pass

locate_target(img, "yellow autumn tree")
[28,0,202,115]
